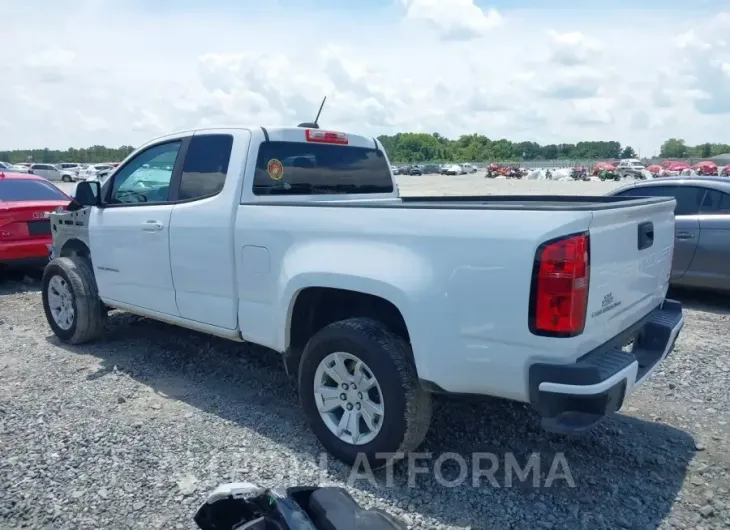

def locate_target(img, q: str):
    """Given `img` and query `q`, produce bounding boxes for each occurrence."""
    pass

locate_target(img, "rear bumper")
[0,240,53,265]
[528,299,684,433]
[0,256,50,268]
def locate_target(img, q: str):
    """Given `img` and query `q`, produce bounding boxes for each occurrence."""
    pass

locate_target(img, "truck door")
[168,130,246,330]
[690,188,730,289]
[89,138,186,316]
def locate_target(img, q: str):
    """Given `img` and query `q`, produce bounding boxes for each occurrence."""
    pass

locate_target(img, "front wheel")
[42,257,106,344]
[298,318,432,470]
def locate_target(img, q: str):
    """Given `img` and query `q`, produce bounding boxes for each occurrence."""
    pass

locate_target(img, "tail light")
[305,129,348,145]
[529,232,590,337]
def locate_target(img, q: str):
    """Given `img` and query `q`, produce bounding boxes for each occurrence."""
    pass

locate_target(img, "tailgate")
[584,197,675,342]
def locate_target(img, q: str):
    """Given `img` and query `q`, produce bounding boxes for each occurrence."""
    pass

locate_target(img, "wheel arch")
[60,238,91,259]
[281,279,417,382]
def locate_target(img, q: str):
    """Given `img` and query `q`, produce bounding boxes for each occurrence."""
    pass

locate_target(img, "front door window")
[108,141,182,205]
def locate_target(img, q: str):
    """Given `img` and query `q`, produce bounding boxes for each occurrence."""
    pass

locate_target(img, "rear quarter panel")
[234,203,596,401]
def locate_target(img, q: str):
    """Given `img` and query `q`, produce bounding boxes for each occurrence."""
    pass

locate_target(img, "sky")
[2,0,730,155]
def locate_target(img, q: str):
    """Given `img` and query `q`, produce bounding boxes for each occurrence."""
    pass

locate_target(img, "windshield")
[0,179,69,201]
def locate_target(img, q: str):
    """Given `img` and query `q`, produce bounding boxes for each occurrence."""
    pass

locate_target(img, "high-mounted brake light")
[305,129,348,145]
[528,232,590,337]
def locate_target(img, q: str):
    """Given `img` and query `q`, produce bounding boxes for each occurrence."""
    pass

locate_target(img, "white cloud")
[674,14,730,115]
[399,0,502,41]
[76,113,108,133]
[23,48,78,84]
[540,66,605,100]
[547,30,602,66]
[0,1,728,156]
[24,49,77,69]
[569,98,615,126]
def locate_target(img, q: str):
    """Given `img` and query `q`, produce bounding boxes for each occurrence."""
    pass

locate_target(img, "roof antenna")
[298,96,327,129]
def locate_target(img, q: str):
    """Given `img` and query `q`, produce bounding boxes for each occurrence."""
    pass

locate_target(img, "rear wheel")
[62,175,72,182]
[42,257,106,344]
[298,318,432,470]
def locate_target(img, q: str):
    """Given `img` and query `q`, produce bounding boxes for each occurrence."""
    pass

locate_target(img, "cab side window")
[177,134,233,201]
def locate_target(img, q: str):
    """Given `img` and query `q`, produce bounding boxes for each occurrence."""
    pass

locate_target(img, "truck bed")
[250,195,673,211]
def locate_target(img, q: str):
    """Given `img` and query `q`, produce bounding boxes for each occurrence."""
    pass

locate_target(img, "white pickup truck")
[42,125,684,468]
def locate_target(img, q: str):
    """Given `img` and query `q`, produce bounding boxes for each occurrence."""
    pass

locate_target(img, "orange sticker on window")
[267,158,284,181]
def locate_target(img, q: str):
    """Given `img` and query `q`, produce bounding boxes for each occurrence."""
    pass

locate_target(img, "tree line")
[0,136,727,165]
[377,134,730,163]
[0,145,135,165]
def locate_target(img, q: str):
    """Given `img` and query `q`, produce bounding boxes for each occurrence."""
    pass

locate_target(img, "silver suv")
[616,159,648,179]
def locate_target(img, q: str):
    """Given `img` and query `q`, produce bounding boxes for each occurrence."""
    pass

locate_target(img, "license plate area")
[27,220,51,236]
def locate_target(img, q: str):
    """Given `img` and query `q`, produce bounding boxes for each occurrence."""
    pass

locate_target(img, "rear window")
[0,179,69,201]
[252,141,394,196]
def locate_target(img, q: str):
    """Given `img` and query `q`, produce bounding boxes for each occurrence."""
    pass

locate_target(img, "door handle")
[141,220,163,232]
[676,232,694,240]
[638,221,654,250]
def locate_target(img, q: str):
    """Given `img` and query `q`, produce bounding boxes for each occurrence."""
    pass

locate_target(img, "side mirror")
[74,180,102,207]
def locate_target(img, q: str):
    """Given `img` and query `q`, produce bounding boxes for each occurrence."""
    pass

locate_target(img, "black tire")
[62,175,71,182]
[298,318,432,470]
[42,256,106,344]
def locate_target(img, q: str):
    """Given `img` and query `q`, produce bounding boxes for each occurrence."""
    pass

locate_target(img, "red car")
[0,172,71,268]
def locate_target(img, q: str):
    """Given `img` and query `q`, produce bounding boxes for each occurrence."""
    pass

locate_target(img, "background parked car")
[28,164,77,182]
[409,165,423,176]
[445,164,463,175]
[615,159,649,179]
[56,163,84,177]
[606,176,730,292]
[0,172,71,269]
[79,164,115,180]
[0,162,30,173]
[88,167,114,184]
[420,164,441,174]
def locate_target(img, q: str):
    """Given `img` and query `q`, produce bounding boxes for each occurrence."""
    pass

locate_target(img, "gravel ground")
[1,177,729,530]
